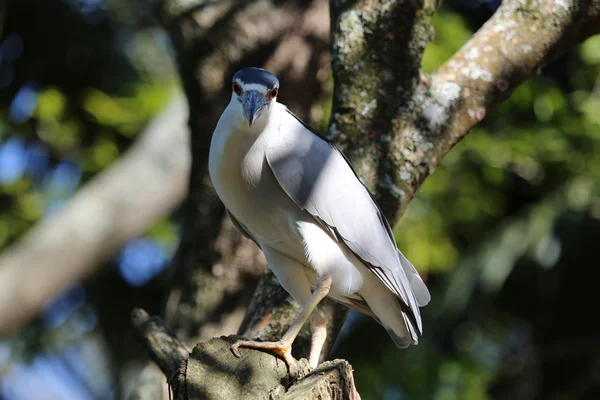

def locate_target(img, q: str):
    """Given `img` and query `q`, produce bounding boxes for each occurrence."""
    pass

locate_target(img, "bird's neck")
[209,103,278,184]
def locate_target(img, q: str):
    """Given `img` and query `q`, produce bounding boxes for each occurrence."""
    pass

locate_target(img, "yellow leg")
[308,312,327,369]
[231,274,332,378]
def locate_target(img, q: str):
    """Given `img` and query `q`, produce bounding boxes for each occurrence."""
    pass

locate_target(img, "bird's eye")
[269,88,278,100]
[232,82,242,95]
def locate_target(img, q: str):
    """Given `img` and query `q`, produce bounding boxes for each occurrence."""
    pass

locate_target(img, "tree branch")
[185,335,359,399]
[132,308,190,378]
[430,0,600,154]
[132,309,360,400]
[0,93,190,337]
[132,308,189,400]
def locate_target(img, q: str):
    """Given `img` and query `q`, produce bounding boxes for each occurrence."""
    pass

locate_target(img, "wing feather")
[266,106,429,334]
[227,209,261,248]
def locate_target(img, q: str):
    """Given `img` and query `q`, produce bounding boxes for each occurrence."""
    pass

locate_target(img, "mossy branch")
[430,0,600,163]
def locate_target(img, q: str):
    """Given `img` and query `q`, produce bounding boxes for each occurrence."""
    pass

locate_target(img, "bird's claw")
[230,339,298,379]
[230,342,242,358]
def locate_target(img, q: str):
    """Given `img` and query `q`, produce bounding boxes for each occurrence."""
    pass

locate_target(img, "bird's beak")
[242,91,266,127]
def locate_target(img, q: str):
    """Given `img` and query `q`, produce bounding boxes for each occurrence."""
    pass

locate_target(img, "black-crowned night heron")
[209,67,430,377]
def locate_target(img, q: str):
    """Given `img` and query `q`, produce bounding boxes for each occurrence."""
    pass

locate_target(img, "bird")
[208,67,430,378]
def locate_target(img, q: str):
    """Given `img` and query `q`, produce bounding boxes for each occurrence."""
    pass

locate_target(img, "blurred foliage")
[0,0,177,250]
[421,11,473,74]
[0,1,179,398]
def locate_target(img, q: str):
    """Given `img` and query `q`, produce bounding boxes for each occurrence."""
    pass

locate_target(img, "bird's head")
[230,67,279,128]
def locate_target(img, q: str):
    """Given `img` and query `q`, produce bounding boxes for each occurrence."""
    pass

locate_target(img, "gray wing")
[265,107,430,334]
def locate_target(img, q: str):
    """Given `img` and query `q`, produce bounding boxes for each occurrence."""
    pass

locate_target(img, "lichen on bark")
[330,0,438,221]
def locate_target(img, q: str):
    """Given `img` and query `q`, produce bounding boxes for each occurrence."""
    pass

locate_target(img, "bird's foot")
[231,339,298,379]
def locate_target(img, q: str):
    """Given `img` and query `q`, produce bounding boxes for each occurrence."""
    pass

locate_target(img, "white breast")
[208,105,304,255]
[209,102,366,296]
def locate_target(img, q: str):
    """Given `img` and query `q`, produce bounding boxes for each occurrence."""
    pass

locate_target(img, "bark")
[135,0,600,399]
[132,308,190,378]
[133,309,360,400]
[329,0,437,221]
[430,0,600,171]
[186,337,359,400]
[0,92,190,337]
[132,308,189,400]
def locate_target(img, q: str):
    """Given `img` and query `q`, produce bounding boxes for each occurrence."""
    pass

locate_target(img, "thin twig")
[132,308,189,399]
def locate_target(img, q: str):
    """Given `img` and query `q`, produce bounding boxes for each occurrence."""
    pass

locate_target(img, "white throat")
[208,99,281,190]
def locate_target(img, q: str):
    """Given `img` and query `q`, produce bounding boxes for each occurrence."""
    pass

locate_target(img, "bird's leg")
[308,312,327,370]
[231,274,332,378]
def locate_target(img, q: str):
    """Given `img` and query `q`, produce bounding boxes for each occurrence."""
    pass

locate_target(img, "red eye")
[269,88,278,100]
[232,82,242,95]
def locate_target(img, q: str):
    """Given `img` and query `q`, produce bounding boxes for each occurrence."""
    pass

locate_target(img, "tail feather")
[361,277,420,348]
[385,308,420,348]
[397,250,431,307]
[386,327,412,348]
